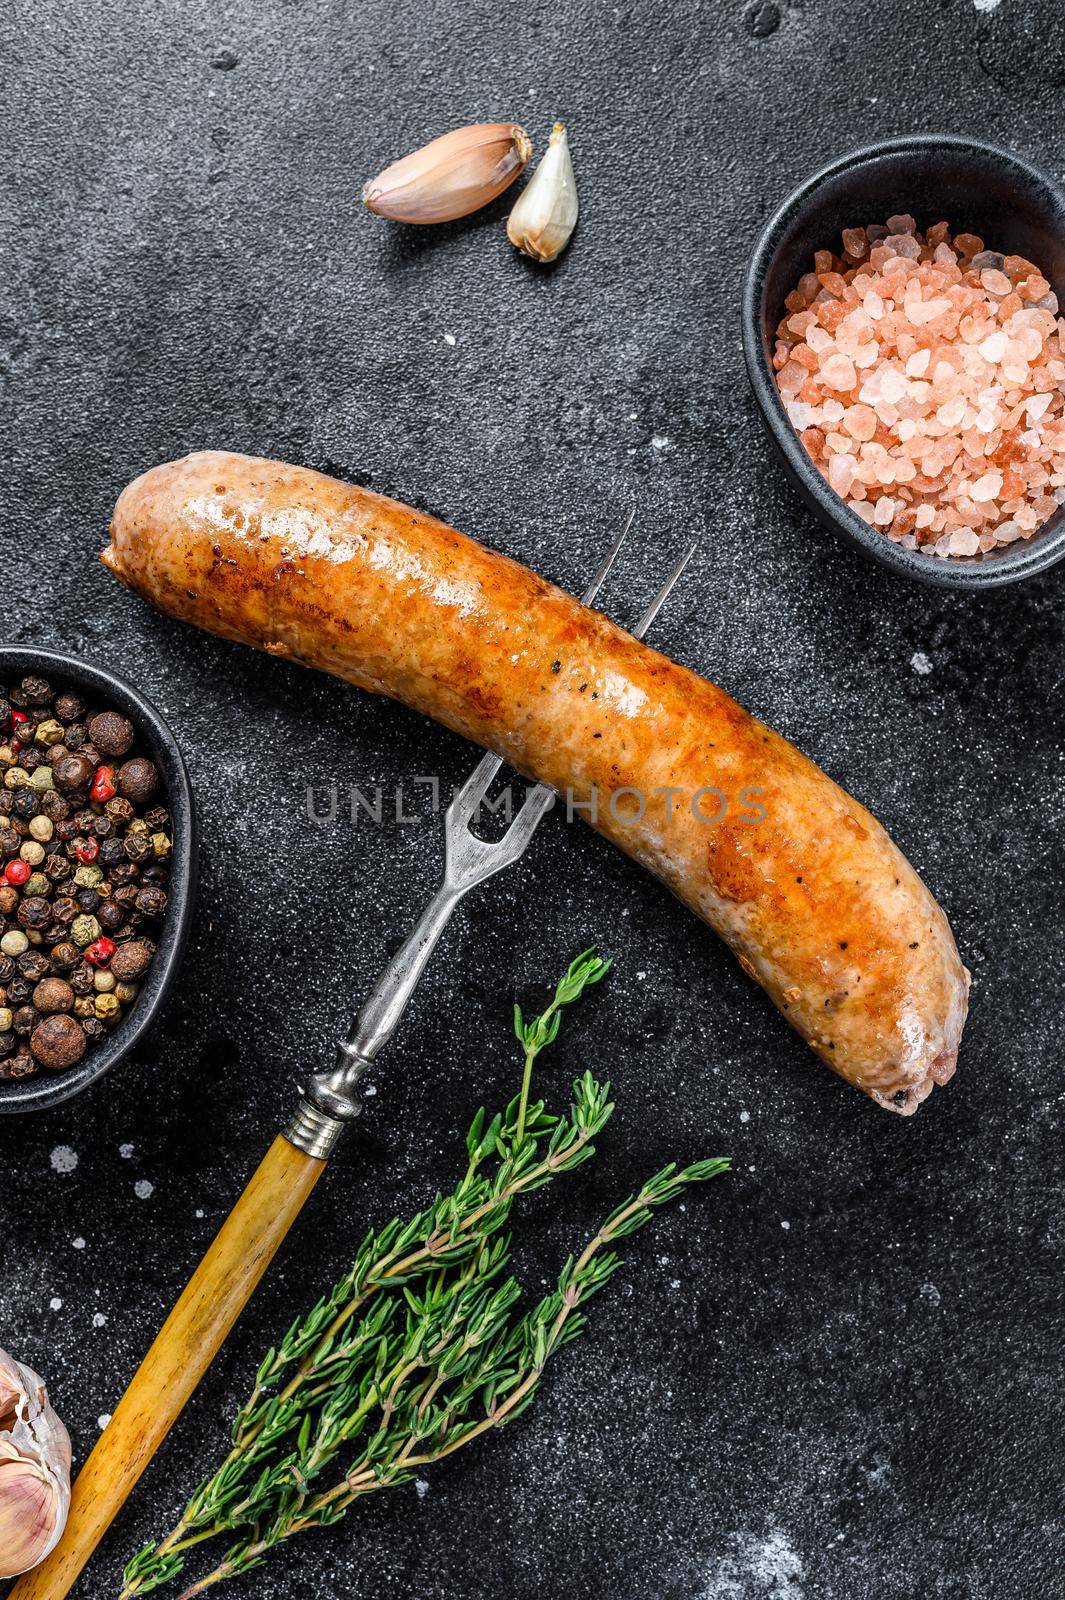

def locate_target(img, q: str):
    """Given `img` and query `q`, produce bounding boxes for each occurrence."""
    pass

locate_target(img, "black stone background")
[2,2,1063,1597]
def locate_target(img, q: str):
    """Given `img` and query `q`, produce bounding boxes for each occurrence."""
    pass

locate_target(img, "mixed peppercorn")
[0,675,171,1081]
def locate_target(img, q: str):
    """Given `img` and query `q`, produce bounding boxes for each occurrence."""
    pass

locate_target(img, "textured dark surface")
[1,3,1063,1599]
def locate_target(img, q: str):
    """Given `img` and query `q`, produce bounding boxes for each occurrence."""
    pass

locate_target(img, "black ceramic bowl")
[743,134,1065,589]
[0,648,196,1113]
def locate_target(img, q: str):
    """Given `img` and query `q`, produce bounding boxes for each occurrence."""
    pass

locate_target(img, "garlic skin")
[0,1349,71,1578]
[363,123,532,225]
[506,121,578,263]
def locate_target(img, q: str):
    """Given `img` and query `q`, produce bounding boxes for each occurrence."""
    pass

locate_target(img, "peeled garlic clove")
[363,123,532,225]
[0,1350,71,1578]
[506,121,578,264]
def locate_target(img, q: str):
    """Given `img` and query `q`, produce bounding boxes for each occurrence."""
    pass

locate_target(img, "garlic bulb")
[506,122,578,263]
[0,1348,71,1578]
[363,123,532,225]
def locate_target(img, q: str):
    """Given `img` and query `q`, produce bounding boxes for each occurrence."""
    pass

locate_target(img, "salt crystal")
[995,520,1022,542]
[915,505,935,528]
[978,330,1007,362]
[851,501,876,524]
[981,270,1012,297]
[905,349,932,377]
[828,455,857,496]
[873,495,896,525]
[806,326,833,354]
[820,353,857,390]
[949,529,980,555]
[970,471,1003,502]
[936,397,966,427]
[878,367,907,404]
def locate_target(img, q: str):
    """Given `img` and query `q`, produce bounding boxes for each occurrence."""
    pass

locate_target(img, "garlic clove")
[506,121,578,264]
[0,1350,71,1579]
[0,1350,23,1427]
[0,1444,68,1577]
[363,123,532,225]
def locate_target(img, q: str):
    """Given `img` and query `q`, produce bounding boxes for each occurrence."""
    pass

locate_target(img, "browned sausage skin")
[103,451,969,1113]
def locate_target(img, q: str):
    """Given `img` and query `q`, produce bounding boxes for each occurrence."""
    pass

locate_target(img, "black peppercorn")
[13,1005,39,1035]
[53,898,78,925]
[19,676,52,706]
[0,886,17,917]
[110,862,139,885]
[96,900,125,932]
[40,790,70,822]
[144,805,170,831]
[98,838,124,867]
[0,825,20,858]
[54,752,95,800]
[50,941,79,970]
[124,834,152,863]
[0,1031,14,1057]
[113,883,140,909]
[17,896,52,931]
[64,723,87,750]
[44,854,72,883]
[105,796,135,828]
[0,955,14,984]
[81,1015,106,1042]
[76,889,101,913]
[135,886,168,918]
[69,964,94,996]
[54,691,85,723]
[18,952,51,982]
[20,748,41,774]
[72,809,96,834]
[90,815,114,839]
[7,979,30,1006]
[12,788,40,820]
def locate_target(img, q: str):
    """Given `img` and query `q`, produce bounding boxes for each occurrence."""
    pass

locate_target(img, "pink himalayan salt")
[773,219,1065,558]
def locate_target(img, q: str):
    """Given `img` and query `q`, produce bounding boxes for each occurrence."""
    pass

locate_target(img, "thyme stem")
[121,950,728,1600]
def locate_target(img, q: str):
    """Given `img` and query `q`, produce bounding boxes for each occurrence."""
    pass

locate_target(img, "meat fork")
[14,518,696,1600]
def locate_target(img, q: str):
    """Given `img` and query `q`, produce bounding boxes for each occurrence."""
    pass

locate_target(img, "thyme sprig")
[121,951,727,1600]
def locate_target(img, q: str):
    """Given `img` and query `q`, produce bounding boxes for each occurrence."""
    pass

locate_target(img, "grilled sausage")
[103,451,970,1113]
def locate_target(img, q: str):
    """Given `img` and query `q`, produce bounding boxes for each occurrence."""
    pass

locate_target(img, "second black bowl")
[0,648,196,1113]
[742,134,1065,590]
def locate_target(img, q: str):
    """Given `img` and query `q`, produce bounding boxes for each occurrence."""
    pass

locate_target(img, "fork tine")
[632,542,697,639]
[446,748,504,826]
[579,506,634,605]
